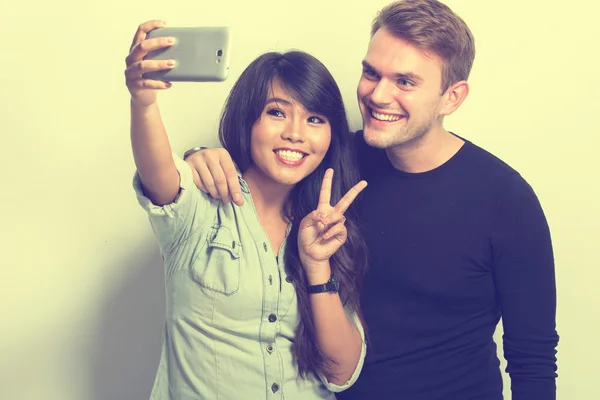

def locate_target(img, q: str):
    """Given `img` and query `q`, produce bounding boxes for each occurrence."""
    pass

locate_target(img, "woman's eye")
[308,116,325,124]
[267,109,284,117]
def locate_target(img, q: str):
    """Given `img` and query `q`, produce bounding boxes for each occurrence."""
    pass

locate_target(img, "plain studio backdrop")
[1,0,598,399]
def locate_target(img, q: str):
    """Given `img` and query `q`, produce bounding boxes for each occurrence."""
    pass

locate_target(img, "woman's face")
[248,79,332,187]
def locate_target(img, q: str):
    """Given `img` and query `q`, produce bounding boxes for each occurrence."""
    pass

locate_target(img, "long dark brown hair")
[218,51,368,379]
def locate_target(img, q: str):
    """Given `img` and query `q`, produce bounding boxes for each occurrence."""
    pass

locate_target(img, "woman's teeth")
[276,150,304,161]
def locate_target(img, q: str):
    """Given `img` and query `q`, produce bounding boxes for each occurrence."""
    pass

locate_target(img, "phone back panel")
[144,27,231,82]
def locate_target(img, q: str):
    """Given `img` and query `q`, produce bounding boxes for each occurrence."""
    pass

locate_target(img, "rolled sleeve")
[318,311,367,393]
[132,153,211,253]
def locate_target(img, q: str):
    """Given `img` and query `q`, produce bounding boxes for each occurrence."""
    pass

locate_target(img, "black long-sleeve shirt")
[338,132,559,400]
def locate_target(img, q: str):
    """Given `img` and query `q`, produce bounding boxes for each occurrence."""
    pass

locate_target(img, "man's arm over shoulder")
[491,173,559,400]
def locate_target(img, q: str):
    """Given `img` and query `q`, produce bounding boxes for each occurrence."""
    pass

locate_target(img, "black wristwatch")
[307,273,340,294]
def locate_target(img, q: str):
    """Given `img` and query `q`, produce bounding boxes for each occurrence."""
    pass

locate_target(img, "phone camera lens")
[217,49,223,57]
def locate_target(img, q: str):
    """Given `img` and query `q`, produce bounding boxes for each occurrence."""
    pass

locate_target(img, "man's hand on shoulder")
[184,147,244,206]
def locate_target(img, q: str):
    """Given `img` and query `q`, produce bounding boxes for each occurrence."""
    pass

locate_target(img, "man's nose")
[369,79,395,107]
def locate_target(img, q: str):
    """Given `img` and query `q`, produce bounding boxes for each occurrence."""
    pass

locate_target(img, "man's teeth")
[276,150,304,161]
[371,110,402,121]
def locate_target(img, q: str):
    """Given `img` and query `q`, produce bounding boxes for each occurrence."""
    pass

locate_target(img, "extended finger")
[334,180,368,214]
[129,20,166,54]
[190,167,208,193]
[221,159,244,206]
[318,168,334,207]
[206,159,231,201]
[126,36,175,66]
[197,162,221,199]
[322,222,347,242]
[125,59,175,80]
[127,79,172,90]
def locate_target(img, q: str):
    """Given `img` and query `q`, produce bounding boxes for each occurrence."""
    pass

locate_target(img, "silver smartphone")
[143,27,231,82]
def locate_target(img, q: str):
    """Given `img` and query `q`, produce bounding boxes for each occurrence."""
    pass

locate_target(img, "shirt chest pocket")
[191,224,241,295]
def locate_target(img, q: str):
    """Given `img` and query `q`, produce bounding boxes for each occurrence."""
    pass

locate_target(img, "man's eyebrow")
[362,60,378,74]
[362,60,423,83]
[394,71,423,83]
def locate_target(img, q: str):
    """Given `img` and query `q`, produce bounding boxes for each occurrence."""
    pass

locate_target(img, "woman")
[125,20,368,399]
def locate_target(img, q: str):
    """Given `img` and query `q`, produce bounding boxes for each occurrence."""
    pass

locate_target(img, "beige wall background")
[1,0,598,399]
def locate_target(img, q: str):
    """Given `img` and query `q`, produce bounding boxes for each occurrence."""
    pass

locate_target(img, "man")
[183,1,559,398]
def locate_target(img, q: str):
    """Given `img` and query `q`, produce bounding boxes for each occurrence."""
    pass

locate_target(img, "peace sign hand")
[298,169,368,277]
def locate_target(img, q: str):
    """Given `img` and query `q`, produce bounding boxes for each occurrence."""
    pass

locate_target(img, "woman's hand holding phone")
[124,20,175,108]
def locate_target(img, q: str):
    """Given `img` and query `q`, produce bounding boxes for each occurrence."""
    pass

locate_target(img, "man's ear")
[440,80,469,117]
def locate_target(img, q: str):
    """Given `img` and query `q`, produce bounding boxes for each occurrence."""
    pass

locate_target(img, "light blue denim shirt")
[133,154,366,400]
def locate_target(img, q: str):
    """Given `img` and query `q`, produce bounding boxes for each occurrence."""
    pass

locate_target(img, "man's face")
[357,27,447,149]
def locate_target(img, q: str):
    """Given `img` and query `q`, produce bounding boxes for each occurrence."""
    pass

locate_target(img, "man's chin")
[362,126,394,149]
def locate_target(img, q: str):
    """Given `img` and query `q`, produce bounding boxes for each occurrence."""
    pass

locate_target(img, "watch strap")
[307,274,339,294]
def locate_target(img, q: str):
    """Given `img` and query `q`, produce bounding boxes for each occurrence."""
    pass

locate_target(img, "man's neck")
[385,128,465,173]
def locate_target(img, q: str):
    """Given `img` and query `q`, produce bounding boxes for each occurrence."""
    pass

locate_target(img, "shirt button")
[271,383,279,393]
[266,344,274,353]
[268,314,277,323]
[263,242,268,252]
[285,276,292,283]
